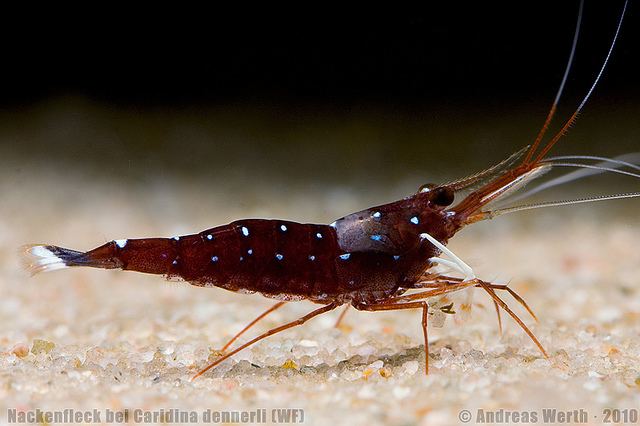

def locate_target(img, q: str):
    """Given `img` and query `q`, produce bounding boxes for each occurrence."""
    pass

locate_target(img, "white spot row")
[204,250,345,264]
[114,239,127,248]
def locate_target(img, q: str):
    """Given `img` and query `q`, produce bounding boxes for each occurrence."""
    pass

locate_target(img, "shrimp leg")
[354,301,431,373]
[355,276,546,375]
[476,281,548,358]
[414,275,538,322]
[219,301,286,353]
[412,278,544,356]
[191,302,338,381]
[353,278,480,374]
[334,304,350,328]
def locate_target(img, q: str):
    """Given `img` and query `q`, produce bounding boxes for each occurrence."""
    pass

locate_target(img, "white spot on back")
[211,256,219,263]
[410,216,419,225]
[393,255,401,261]
[247,249,253,255]
[308,255,316,261]
[206,234,213,240]
[172,236,180,241]
[316,232,323,239]
[280,224,287,232]
[372,211,382,219]
[241,226,249,237]
[275,253,284,261]
[370,234,382,241]
[329,221,337,228]
[172,259,178,265]
[114,239,127,248]
[339,253,351,260]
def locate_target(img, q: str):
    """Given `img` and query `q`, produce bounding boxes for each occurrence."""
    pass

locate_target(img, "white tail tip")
[21,245,71,275]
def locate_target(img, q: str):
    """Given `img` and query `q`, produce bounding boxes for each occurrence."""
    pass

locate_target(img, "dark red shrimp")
[24,0,637,380]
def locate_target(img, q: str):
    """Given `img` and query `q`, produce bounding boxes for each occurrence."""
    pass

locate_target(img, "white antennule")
[21,244,83,275]
[420,232,476,281]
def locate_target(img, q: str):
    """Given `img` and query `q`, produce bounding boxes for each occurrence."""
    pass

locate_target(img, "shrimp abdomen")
[25,219,345,301]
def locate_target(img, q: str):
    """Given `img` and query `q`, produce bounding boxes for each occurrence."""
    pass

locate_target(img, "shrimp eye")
[430,186,455,206]
[418,182,437,193]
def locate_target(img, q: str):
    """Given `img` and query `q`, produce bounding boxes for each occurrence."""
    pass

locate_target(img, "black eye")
[431,186,455,206]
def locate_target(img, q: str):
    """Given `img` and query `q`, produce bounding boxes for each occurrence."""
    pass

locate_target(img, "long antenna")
[534,0,629,163]
[490,191,640,217]
[506,154,640,203]
[523,0,584,165]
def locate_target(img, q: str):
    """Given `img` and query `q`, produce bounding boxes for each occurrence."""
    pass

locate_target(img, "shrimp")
[24,0,637,380]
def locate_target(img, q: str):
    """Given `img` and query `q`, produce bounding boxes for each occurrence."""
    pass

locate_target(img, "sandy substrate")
[1,169,640,425]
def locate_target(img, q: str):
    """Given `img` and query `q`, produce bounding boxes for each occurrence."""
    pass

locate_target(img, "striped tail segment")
[23,237,180,276]
[23,243,124,275]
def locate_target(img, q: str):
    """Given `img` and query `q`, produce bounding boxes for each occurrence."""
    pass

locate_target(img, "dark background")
[3,3,638,105]
[0,2,637,189]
